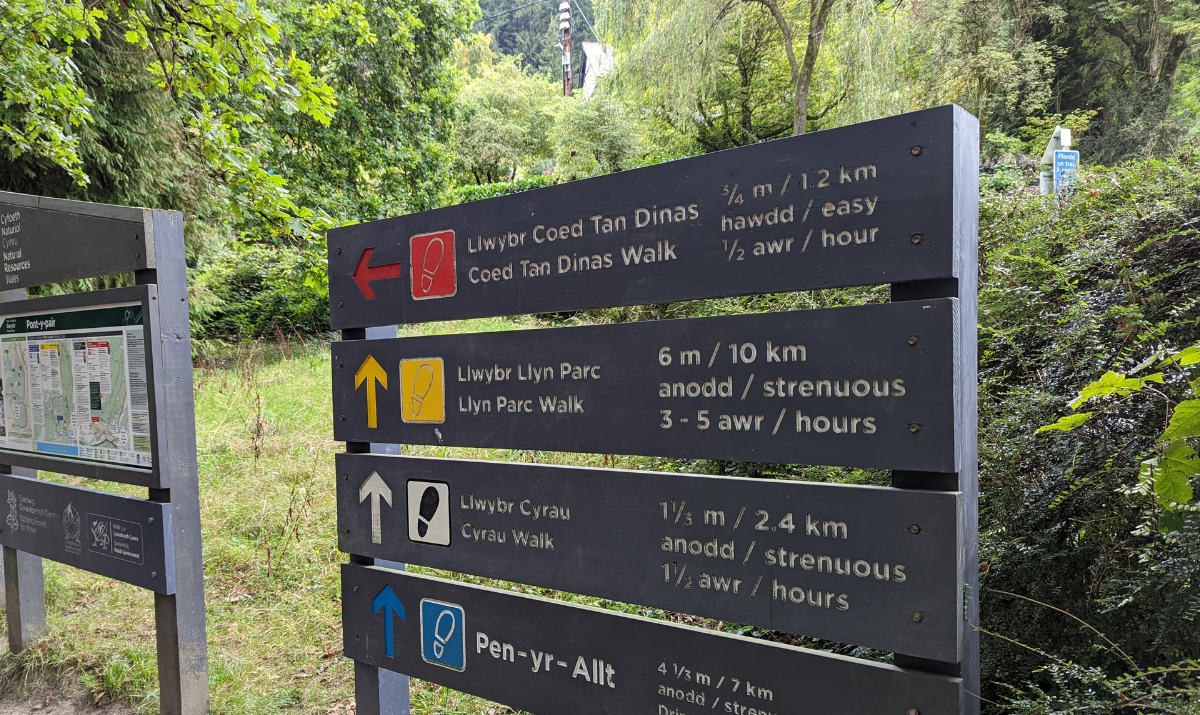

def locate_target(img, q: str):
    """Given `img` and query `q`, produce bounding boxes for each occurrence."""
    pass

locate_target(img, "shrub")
[191,243,328,340]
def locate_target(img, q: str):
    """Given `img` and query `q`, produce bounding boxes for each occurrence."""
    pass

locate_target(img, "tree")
[0,0,343,239]
[598,0,839,137]
[550,94,638,178]
[452,55,559,184]
[261,0,478,221]
[0,23,218,242]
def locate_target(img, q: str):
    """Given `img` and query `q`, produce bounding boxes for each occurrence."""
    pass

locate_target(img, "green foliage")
[447,175,556,205]
[1041,350,1199,517]
[0,0,107,184]
[550,94,639,179]
[475,0,596,76]
[1015,109,1098,155]
[983,131,1025,158]
[1,0,351,240]
[191,244,329,339]
[0,23,224,263]
[451,56,559,184]
[976,152,1200,709]
[262,0,478,223]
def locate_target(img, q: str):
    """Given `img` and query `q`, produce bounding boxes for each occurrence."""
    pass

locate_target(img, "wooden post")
[0,287,46,653]
[139,209,209,715]
[891,105,980,715]
[348,325,410,715]
[0,194,208,715]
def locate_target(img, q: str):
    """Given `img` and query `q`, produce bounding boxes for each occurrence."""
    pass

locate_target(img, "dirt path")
[0,690,130,715]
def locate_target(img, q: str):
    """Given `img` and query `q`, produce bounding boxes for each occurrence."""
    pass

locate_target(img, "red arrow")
[353,248,404,300]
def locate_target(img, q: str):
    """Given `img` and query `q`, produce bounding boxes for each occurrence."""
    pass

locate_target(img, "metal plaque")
[342,565,962,715]
[332,299,958,472]
[337,453,963,661]
[327,106,974,329]
[0,193,150,290]
[0,473,174,593]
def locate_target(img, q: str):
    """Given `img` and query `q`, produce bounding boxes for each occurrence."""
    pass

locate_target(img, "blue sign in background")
[421,599,466,671]
[1054,150,1080,191]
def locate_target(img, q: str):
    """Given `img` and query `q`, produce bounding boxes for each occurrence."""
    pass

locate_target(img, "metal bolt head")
[338,301,344,307]
[907,709,921,715]
[908,423,921,433]
[909,524,921,534]
[340,414,346,421]
[354,586,359,592]
[912,611,924,622]
[151,572,158,578]
[911,145,923,156]
[907,335,919,346]
[344,527,350,533]
[911,233,924,245]
[343,473,348,480]
[148,517,155,524]
[336,247,342,254]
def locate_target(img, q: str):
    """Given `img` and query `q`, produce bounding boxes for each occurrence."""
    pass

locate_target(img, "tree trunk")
[752,0,836,135]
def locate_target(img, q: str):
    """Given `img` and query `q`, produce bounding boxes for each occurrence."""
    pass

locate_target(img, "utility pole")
[558,0,573,96]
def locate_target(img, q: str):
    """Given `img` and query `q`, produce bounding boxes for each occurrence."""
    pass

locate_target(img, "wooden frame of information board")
[0,191,209,715]
[333,104,980,715]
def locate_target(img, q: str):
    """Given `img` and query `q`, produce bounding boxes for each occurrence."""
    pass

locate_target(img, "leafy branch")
[1039,343,1200,529]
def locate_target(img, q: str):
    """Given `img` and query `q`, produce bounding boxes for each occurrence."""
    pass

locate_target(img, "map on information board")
[0,302,151,470]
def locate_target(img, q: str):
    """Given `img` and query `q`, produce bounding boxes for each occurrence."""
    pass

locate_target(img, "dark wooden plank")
[336,453,962,661]
[0,286,161,487]
[0,192,150,289]
[332,299,959,472]
[342,565,963,715]
[0,473,174,593]
[328,106,966,329]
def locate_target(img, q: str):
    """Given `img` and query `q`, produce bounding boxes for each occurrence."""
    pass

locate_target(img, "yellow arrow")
[354,355,388,428]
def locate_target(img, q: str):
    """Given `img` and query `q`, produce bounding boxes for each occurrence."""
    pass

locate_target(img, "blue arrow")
[372,585,405,657]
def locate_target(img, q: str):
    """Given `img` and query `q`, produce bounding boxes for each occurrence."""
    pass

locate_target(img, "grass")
[0,306,884,713]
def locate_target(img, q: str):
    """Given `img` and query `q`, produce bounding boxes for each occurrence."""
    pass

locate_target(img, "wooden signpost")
[0,194,154,291]
[342,566,964,715]
[336,453,963,661]
[327,106,969,328]
[332,105,980,715]
[0,192,208,715]
[332,300,959,471]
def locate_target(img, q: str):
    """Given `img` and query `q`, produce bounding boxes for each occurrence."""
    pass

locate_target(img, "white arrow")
[359,471,393,544]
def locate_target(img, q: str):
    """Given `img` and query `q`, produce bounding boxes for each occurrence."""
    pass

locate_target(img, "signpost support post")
[0,287,46,653]
[136,209,209,715]
[890,108,980,714]
[348,324,410,715]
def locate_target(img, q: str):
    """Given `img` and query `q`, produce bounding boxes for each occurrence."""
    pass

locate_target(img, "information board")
[337,453,963,661]
[342,565,963,715]
[0,472,173,593]
[0,191,210,715]
[0,301,152,470]
[0,195,149,290]
[327,106,972,329]
[333,299,958,472]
